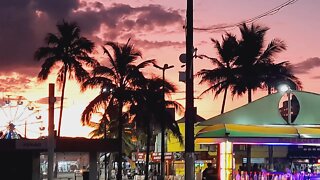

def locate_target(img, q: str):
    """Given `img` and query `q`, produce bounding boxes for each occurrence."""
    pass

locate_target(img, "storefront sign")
[151,152,173,162]
[173,152,183,160]
[16,139,47,150]
[136,152,146,162]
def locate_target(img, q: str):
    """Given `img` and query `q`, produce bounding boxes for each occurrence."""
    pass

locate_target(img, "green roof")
[198,91,320,126]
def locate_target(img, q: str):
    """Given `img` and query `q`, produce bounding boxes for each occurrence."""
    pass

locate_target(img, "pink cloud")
[0,75,34,93]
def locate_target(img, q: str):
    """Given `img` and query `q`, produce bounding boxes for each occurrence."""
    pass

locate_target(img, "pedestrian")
[202,163,218,180]
[149,169,154,180]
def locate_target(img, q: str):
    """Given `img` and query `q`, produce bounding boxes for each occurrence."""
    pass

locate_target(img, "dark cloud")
[71,10,104,35]
[136,5,183,28]
[72,3,184,43]
[292,57,320,74]
[0,0,42,75]
[133,39,184,49]
[0,0,80,75]
[0,0,183,76]
[33,0,80,20]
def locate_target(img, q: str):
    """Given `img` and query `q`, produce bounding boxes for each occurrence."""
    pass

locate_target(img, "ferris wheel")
[0,95,46,139]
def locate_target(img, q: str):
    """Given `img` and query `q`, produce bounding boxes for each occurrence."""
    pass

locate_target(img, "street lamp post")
[287,90,292,124]
[279,84,292,124]
[153,63,174,180]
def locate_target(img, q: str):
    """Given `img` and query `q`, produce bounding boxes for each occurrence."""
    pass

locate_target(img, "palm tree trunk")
[248,88,252,103]
[220,87,228,114]
[117,100,123,180]
[58,67,67,137]
[267,85,272,95]
[144,123,151,180]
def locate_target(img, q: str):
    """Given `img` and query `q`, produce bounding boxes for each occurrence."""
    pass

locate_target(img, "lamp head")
[278,84,290,93]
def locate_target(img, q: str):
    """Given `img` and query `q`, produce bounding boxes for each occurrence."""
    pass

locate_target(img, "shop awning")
[196,124,320,139]
[196,124,299,138]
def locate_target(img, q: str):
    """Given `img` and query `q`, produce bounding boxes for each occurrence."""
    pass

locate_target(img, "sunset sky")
[0,0,319,137]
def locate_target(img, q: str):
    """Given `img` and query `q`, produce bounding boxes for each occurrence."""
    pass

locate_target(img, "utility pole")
[153,63,174,180]
[185,0,195,179]
[48,83,55,180]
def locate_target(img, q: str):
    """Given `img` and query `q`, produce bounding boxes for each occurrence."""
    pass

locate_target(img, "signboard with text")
[16,140,48,150]
[136,152,146,162]
[151,152,173,162]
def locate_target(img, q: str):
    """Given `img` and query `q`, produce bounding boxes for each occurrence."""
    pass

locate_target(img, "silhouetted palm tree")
[81,39,154,180]
[233,23,287,102]
[35,21,97,137]
[197,33,238,114]
[131,77,183,180]
[262,61,302,94]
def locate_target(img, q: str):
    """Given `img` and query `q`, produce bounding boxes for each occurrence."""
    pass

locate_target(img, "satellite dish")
[179,53,186,63]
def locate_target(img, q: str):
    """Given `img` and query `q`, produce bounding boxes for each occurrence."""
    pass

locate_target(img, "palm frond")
[72,61,90,83]
[34,47,58,61]
[259,39,286,63]
[45,33,60,45]
[81,76,114,92]
[136,59,156,69]
[37,56,59,81]
[81,93,111,125]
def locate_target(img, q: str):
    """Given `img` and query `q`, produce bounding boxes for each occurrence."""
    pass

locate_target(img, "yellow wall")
[167,124,207,152]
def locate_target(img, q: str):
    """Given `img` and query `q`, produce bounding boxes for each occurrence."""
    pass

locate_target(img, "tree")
[35,20,97,137]
[197,33,238,114]
[131,77,183,180]
[81,39,154,180]
[233,23,287,102]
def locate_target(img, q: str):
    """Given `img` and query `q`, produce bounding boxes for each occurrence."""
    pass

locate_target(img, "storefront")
[196,90,320,179]
[288,145,320,174]
[166,119,217,177]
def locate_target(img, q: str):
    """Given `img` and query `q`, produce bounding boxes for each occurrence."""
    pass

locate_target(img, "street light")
[278,84,292,124]
[153,63,174,179]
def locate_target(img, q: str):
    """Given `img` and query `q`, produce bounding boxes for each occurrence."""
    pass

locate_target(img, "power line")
[194,0,298,33]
